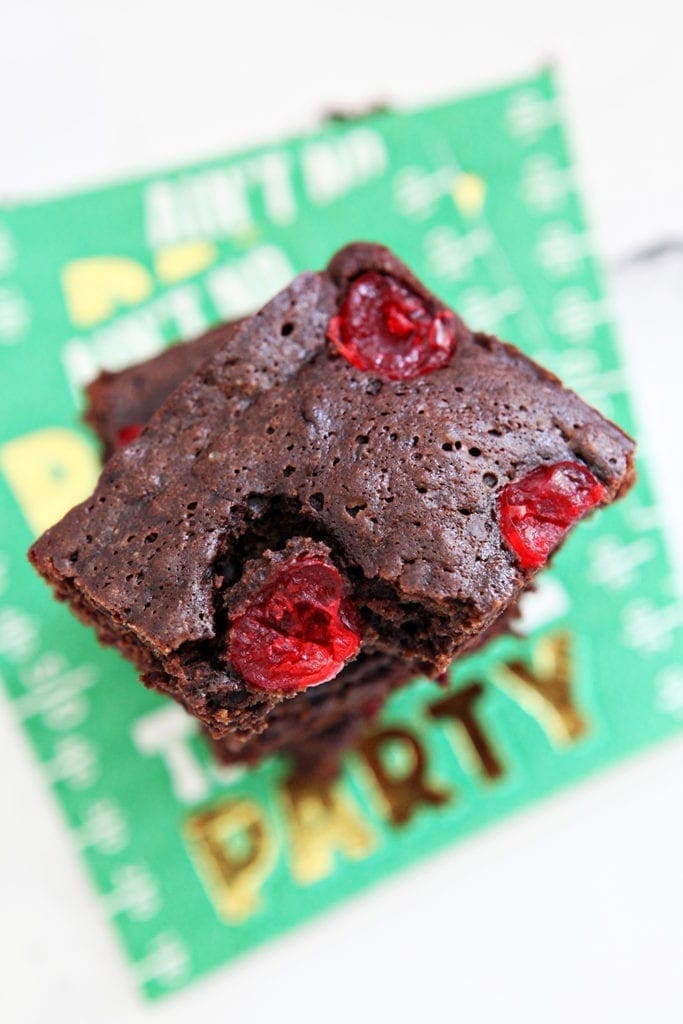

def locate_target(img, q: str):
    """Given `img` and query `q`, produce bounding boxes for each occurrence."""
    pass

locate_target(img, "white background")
[0,2,682,1022]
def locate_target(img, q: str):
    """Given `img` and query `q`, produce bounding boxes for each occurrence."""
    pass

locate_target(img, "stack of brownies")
[29,244,635,776]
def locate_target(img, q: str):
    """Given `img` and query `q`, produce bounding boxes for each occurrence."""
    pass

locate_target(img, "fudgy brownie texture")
[85,321,240,460]
[30,242,636,744]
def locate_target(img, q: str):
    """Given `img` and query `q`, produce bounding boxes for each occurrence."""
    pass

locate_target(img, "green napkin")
[0,68,681,999]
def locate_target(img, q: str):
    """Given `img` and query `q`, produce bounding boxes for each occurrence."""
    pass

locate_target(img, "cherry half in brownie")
[30,243,635,744]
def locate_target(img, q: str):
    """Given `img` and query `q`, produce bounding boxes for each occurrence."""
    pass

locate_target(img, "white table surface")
[1,3,682,1022]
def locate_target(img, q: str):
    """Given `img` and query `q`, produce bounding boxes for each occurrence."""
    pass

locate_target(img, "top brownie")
[30,243,635,739]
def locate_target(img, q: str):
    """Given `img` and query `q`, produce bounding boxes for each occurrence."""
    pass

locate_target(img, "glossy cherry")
[228,553,362,693]
[327,271,457,381]
[497,460,606,570]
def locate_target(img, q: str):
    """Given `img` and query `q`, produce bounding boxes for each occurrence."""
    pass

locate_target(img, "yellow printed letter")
[493,632,587,745]
[430,683,505,780]
[154,241,218,284]
[184,799,274,922]
[0,428,99,535]
[358,727,451,826]
[62,256,153,327]
[281,773,375,885]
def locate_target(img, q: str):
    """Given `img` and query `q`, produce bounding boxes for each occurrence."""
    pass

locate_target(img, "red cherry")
[228,554,361,694]
[497,461,606,570]
[116,423,143,446]
[327,271,457,381]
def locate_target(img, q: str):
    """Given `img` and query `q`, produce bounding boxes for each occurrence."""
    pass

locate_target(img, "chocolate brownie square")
[30,243,635,745]
[83,308,516,772]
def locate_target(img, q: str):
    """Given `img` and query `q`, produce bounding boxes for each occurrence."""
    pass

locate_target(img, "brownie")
[84,305,521,773]
[84,321,240,460]
[30,242,636,746]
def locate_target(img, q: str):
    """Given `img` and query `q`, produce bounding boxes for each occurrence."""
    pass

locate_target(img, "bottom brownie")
[210,650,414,777]
[209,600,521,776]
